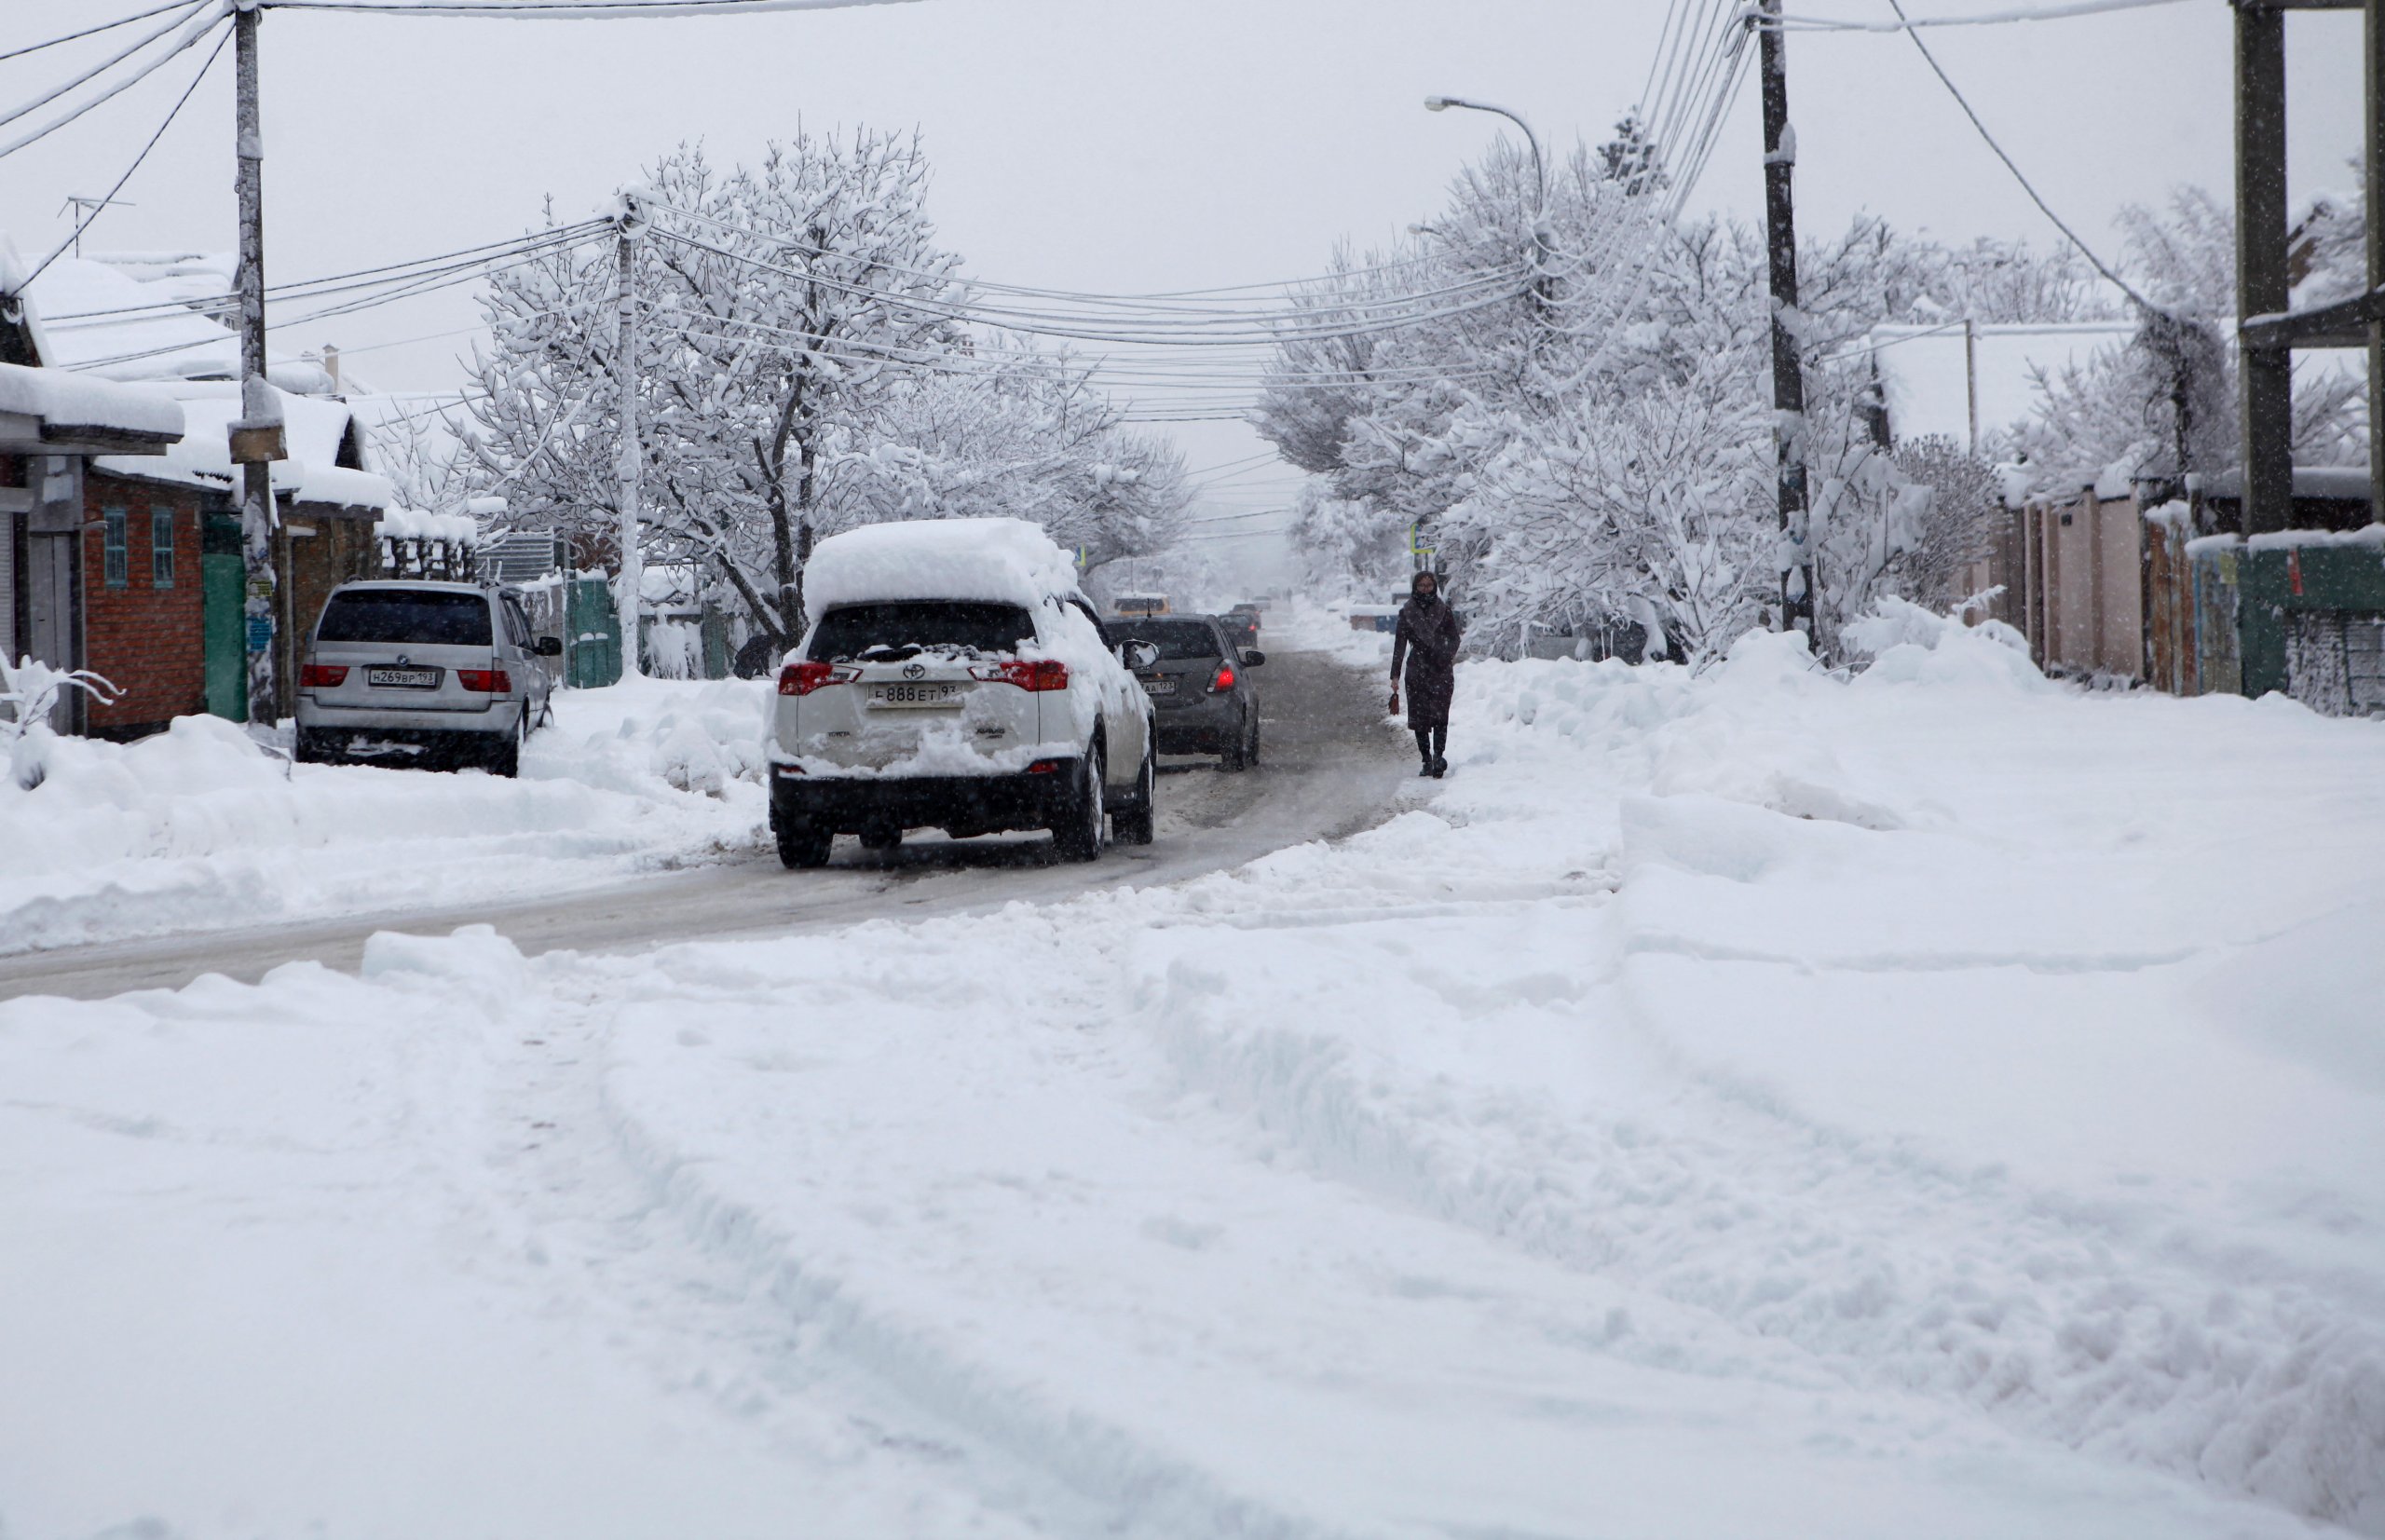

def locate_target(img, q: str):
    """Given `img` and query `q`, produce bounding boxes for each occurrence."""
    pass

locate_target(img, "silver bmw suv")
[293,580,558,776]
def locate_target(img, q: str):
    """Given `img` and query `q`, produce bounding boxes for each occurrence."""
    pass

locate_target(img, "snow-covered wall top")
[804,517,1083,624]
[0,361,184,440]
[375,507,477,546]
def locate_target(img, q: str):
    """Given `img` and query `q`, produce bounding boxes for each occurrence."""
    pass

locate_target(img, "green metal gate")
[201,512,246,721]
[565,577,621,689]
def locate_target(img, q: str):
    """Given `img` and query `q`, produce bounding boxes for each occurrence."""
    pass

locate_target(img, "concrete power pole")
[613,192,647,680]
[230,1,286,726]
[1755,0,1813,637]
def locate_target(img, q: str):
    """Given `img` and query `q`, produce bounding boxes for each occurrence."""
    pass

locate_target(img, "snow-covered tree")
[2001,184,2368,497]
[463,134,1186,646]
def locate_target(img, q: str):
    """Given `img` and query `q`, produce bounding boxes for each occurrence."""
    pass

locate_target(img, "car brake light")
[970,659,1070,692]
[298,664,348,688]
[457,669,511,693]
[778,661,858,696]
[1209,664,1235,692]
[1027,759,1064,774]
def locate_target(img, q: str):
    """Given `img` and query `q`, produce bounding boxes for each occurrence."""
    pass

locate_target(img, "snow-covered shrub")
[1441,357,1773,668]
[0,656,119,790]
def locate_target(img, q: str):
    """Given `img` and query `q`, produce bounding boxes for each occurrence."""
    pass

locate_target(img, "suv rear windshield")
[318,590,492,647]
[810,602,1036,661]
[1110,619,1221,661]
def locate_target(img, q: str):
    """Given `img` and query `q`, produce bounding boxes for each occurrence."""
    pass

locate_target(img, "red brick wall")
[83,473,206,737]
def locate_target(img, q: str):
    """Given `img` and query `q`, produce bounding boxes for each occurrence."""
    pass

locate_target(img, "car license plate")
[1138,675,1177,696]
[367,666,441,689]
[869,681,963,707]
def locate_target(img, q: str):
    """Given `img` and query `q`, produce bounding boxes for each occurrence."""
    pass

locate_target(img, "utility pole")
[2367,0,2383,533]
[613,191,647,680]
[2233,2,2292,538]
[1755,0,1813,636]
[228,0,286,726]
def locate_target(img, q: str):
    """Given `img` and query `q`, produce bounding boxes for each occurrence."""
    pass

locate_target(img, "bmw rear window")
[809,602,1037,661]
[1110,620,1220,661]
[318,590,493,646]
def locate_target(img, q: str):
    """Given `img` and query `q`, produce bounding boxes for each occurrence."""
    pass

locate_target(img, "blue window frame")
[102,507,129,588]
[151,506,175,588]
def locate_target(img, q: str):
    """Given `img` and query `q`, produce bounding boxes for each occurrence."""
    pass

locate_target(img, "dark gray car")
[1107,613,1264,770]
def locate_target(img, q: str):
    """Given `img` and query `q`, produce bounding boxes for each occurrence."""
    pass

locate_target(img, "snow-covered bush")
[1441,357,1773,667]
[0,655,119,790]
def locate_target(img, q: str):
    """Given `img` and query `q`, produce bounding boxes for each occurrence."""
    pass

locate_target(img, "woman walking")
[1390,568,1462,778]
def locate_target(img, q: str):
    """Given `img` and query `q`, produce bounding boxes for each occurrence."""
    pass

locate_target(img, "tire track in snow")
[1140,916,2385,1534]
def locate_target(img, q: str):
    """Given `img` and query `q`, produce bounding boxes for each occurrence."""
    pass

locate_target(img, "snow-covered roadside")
[0,677,772,955]
[5,620,2382,1538]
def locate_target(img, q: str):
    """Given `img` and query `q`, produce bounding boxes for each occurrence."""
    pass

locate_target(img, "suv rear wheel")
[486,717,524,779]
[1113,740,1156,846]
[776,817,833,869]
[1053,744,1106,862]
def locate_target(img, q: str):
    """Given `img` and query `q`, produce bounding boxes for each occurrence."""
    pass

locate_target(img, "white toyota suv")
[766,518,1158,867]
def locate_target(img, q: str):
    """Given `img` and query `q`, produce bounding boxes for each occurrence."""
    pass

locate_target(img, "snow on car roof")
[804,517,1083,624]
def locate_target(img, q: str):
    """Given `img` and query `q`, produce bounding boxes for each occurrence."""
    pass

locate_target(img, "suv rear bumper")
[296,724,502,768]
[770,761,1079,838]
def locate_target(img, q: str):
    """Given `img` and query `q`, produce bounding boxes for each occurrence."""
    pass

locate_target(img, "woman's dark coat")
[1392,593,1463,730]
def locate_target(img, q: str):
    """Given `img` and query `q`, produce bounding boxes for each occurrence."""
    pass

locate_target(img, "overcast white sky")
[0,0,2366,578]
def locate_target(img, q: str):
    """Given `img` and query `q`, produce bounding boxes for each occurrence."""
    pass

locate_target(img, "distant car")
[1107,613,1264,770]
[766,518,1159,867]
[1221,605,1261,648]
[293,580,558,776]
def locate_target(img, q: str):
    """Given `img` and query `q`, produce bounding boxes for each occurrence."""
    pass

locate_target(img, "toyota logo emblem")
[903,662,927,680]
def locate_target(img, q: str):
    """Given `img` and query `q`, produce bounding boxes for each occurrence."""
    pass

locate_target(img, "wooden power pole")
[1755,0,1813,635]
[613,192,647,680]
[2232,0,2385,538]
[229,1,286,726]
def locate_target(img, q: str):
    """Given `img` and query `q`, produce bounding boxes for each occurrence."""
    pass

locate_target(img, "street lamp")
[1424,93,1554,347]
[1423,95,1546,228]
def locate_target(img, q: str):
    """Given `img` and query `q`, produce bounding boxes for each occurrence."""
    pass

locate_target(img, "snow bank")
[0,678,770,954]
[7,627,2385,1536]
[802,516,1082,624]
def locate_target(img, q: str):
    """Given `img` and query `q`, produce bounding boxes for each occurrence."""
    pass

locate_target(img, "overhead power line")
[0,1,210,66]
[0,3,223,165]
[1878,0,2153,311]
[1766,0,2188,32]
[251,0,917,14]
[18,19,230,293]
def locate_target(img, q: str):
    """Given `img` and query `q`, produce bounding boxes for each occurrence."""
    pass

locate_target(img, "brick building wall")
[82,470,206,738]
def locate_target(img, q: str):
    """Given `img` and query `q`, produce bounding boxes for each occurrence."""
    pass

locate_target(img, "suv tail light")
[298,664,348,688]
[1208,663,1236,693]
[457,669,511,693]
[970,659,1070,692]
[779,661,859,696]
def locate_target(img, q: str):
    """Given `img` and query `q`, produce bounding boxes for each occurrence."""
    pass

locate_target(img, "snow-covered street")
[7,616,2380,1539]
